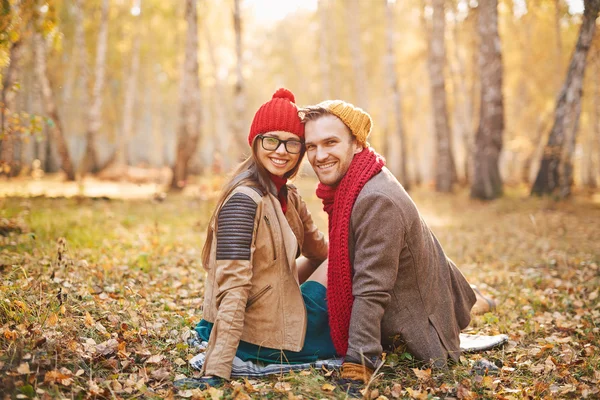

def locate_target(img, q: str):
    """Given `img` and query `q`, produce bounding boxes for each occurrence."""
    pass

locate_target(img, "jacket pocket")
[246,284,272,309]
[263,216,277,260]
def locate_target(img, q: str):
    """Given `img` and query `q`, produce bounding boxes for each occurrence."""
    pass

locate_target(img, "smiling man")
[300,100,482,387]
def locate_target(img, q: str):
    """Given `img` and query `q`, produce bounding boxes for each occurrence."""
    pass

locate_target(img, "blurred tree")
[81,0,109,175]
[34,31,75,180]
[170,0,201,190]
[232,0,246,151]
[116,0,142,170]
[427,0,457,192]
[318,0,331,99]
[0,40,23,177]
[383,0,408,189]
[346,0,369,109]
[531,0,600,198]
[448,1,476,183]
[470,0,504,200]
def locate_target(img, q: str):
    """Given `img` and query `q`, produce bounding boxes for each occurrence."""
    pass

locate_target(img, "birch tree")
[384,0,408,188]
[531,0,600,198]
[470,0,504,200]
[232,0,246,151]
[346,0,369,109]
[318,0,331,99]
[0,41,23,177]
[427,0,456,192]
[170,0,201,190]
[34,33,75,181]
[116,0,142,169]
[81,0,109,174]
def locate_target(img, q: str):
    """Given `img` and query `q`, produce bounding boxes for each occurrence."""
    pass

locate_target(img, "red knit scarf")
[270,174,288,214]
[315,147,385,356]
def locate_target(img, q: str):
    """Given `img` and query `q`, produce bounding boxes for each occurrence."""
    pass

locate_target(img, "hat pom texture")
[248,88,304,146]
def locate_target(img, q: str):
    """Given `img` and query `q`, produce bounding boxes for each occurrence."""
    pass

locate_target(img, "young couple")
[181,88,494,390]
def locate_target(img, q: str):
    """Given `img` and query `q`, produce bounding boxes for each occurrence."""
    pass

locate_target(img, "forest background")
[0,0,598,198]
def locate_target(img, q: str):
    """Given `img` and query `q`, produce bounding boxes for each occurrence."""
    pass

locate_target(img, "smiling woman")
[173,88,335,389]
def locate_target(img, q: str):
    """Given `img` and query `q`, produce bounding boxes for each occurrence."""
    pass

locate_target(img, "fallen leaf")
[391,383,402,398]
[16,362,30,374]
[274,382,292,391]
[322,383,336,392]
[47,313,58,326]
[145,354,164,364]
[150,367,170,381]
[84,311,95,327]
[412,368,432,381]
[44,369,73,386]
[208,386,223,399]
[95,338,119,356]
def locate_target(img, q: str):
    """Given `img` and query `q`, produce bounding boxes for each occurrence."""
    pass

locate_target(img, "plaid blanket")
[187,331,508,378]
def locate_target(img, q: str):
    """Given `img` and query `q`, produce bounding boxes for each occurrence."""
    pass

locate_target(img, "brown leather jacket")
[201,185,328,379]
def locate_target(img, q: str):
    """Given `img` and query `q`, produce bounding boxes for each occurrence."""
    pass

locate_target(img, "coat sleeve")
[346,192,404,368]
[202,192,258,379]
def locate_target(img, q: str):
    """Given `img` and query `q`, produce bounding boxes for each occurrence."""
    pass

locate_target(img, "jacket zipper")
[264,216,277,260]
[246,284,272,308]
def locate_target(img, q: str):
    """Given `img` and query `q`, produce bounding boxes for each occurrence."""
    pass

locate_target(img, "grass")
[1,178,599,399]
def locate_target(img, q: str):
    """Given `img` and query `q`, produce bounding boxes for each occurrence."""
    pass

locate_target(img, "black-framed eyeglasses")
[257,135,303,154]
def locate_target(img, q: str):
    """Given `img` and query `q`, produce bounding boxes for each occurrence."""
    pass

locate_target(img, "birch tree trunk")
[346,0,368,109]
[531,0,600,198]
[470,0,504,200]
[318,0,331,99]
[170,0,201,190]
[384,0,409,188]
[117,6,142,168]
[0,41,23,177]
[81,0,109,175]
[427,0,456,192]
[593,57,600,187]
[62,0,86,105]
[34,33,76,181]
[204,24,229,172]
[232,0,247,151]
[449,3,474,183]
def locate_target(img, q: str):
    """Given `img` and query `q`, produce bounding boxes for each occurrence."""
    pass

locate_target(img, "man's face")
[305,114,362,186]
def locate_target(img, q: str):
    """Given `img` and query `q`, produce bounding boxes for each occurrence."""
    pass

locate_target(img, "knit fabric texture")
[315,147,385,355]
[305,100,372,147]
[248,88,304,146]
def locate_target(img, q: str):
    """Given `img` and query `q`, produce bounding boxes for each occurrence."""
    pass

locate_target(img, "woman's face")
[255,130,302,177]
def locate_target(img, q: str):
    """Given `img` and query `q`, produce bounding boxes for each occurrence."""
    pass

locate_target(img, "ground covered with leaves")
[1,179,599,399]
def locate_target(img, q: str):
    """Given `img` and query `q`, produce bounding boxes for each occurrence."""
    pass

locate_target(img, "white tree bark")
[170,0,201,190]
[34,33,75,181]
[427,0,456,192]
[81,0,109,174]
[117,3,142,168]
[471,0,505,200]
[384,0,408,188]
[531,0,600,197]
[346,0,368,109]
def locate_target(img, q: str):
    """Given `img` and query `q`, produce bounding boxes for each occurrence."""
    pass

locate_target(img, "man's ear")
[352,140,363,154]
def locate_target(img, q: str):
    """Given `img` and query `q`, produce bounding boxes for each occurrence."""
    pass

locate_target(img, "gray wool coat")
[346,167,476,369]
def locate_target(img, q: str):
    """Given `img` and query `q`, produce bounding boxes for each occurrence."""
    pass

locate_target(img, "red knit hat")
[248,88,305,146]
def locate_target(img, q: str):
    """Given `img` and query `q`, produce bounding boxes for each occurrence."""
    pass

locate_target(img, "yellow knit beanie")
[304,100,372,147]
